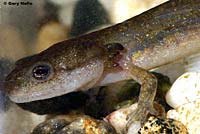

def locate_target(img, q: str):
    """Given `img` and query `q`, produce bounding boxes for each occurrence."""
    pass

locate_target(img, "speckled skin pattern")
[4,0,200,133]
[6,0,200,102]
[90,0,200,69]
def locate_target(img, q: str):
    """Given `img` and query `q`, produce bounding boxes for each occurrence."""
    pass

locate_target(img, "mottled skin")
[4,0,200,133]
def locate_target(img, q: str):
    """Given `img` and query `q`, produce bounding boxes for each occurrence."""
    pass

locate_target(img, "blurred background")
[0,0,182,134]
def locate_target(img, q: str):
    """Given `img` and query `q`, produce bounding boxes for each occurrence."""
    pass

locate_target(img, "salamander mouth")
[17,91,89,115]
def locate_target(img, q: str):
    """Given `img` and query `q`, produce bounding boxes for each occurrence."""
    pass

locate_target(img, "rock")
[32,116,116,134]
[31,118,69,134]
[138,116,188,134]
[167,98,200,134]
[105,102,166,134]
[105,103,138,133]
[166,72,200,108]
[127,122,141,134]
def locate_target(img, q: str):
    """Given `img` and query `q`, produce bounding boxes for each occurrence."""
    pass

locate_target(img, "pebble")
[32,116,116,134]
[166,72,200,108]
[166,72,200,134]
[167,98,200,134]
[105,102,166,134]
[139,116,188,134]
[105,103,139,134]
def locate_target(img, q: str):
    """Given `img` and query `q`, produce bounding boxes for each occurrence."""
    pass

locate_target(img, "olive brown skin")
[4,0,200,133]
[6,0,200,103]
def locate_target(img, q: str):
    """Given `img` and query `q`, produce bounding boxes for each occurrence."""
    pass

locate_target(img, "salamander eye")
[32,64,51,80]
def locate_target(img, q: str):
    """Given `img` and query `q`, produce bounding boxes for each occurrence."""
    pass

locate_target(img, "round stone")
[166,72,200,108]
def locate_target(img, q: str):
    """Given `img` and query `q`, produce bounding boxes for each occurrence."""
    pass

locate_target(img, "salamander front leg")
[125,65,157,133]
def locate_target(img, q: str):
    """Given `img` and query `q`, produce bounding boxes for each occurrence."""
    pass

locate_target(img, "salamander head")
[5,39,105,103]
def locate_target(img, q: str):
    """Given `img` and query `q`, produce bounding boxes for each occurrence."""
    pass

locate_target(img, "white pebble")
[166,72,200,108]
[127,121,141,134]
[105,103,140,134]
[167,98,200,134]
